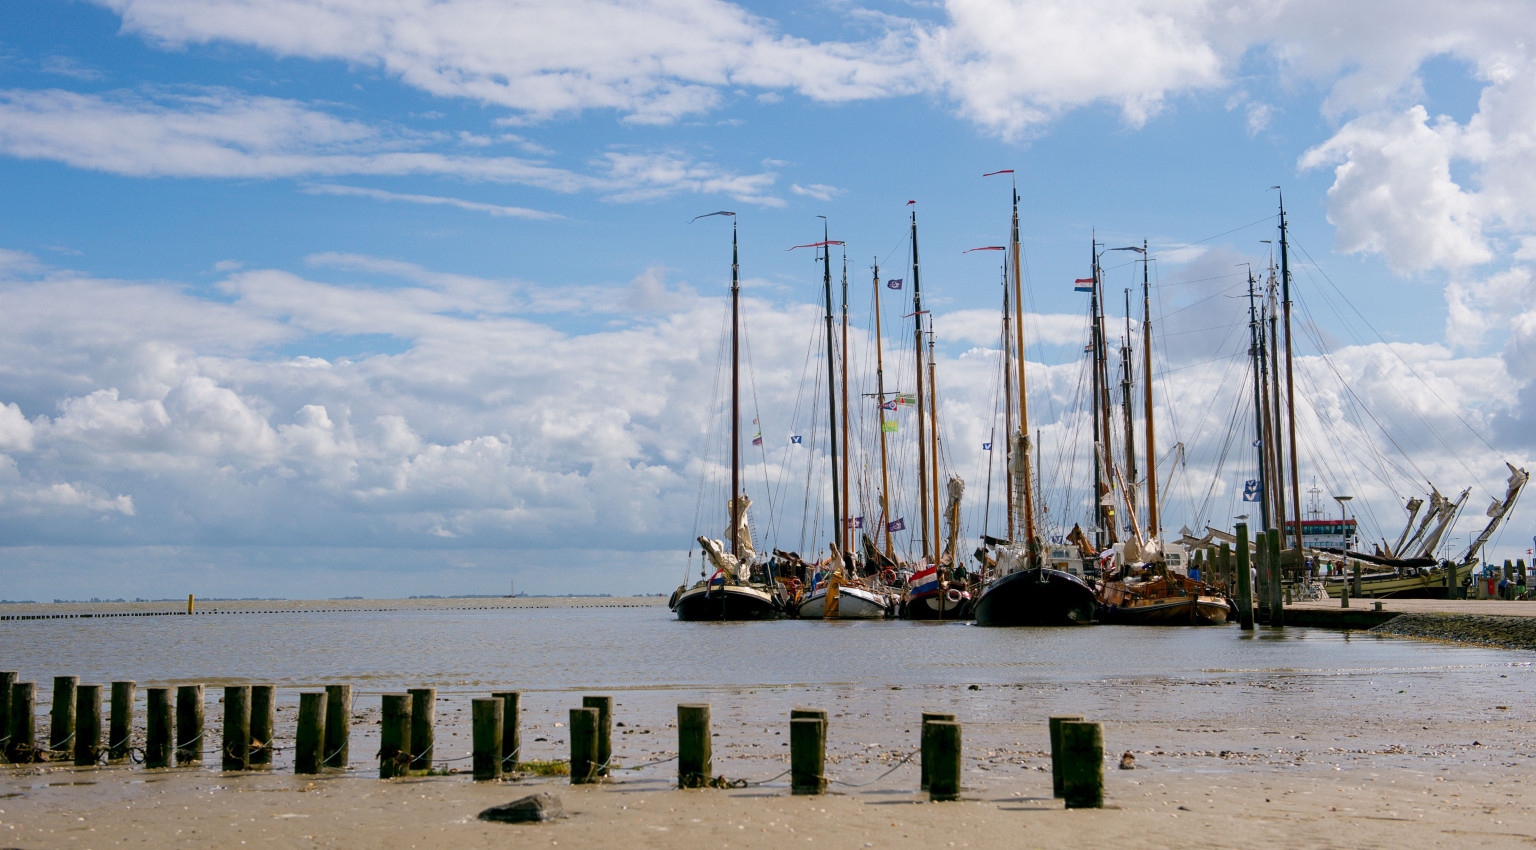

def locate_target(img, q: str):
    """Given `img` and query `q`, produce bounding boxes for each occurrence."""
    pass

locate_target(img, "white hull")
[796,585,891,619]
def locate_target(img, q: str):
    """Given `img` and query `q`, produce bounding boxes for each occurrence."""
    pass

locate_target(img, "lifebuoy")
[881,569,897,585]
[946,587,963,603]
[785,577,802,593]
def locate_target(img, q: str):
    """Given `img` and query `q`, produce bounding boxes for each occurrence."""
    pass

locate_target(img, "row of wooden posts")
[1,674,1108,807]
[1187,521,1292,630]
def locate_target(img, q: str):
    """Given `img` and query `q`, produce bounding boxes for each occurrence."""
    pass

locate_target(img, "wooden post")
[919,711,956,790]
[1268,528,1285,627]
[925,720,961,802]
[250,685,274,768]
[677,703,711,789]
[1253,530,1269,619]
[408,688,435,771]
[492,691,520,769]
[7,682,36,763]
[1353,563,1363,598]
[74,684,102,767]
[108,681,135,763]
[472,698,503,781]
[0,671,13,763]
[176,684,204,766]
[379,694,412,779]
[50,675,78,760]
[570,706,599,785]
[294,691,327,775]
[1235,523,1254,630]
[1048,714,1084,798]
[145,687,173,768]
[790,716,826,795]
[222,685,251,772]
[1219,542,1232,592]
[187,594,194,615]
[323,684,351,769]
[1060,720,1104,809]
[582,695,613,776]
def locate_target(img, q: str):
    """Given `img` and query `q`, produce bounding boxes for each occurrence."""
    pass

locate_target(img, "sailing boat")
[788,221,893,620]
[671,212,786,621]
[972,174,1099,626]
[893,204,972,620]
[1093,241,1232,625]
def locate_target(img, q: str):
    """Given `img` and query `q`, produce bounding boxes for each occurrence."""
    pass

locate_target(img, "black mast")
[820,217,842,554]
[1247,267,1270,530]
[912,209,931,562]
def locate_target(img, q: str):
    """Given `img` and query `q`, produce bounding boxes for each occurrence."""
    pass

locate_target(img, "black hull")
[899,593,972,621]
[973,568,1099,627]
[671,585,783,621]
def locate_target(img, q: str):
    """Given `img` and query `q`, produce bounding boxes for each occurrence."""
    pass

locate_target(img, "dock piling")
[471,698,503,781]
[145,687,173,768]
[50,675,78,760]
[379,694,412,779]
[919,711,956,790]
[677,703,712,788]
[74,684,102,766]
[1236,523,1254,630]
[1060,720,1105,809]
[108,681,135,763]
[790,715,827,795]
[294,691,327,774]
[925,720,961,802]
[0,671,13,763]
[1268,529,1285,627]
[323,684,352,769]
[582,695,613,776]
[222,685,251,771]
[408,688,435,771]
[1048,714,1085,798]
[176,684,204,766]
[250,685,274,767]
[569,706,599,784]
[491,691,520,769]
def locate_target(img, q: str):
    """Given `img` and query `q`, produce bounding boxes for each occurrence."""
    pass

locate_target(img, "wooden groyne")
[0,597,662,621]
[0,671,1105,805]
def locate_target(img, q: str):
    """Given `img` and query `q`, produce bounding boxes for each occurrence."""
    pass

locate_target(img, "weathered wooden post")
[323,684,351,769]
[1353,563,1363,599]
[1049,714,1085,798]
[379,694,412,779]
[1235,523,1254,630]
[176,684,204,766]
[145,687,174,768]
[294,691,327,775]
[677,703,711,788]
[73,684,102,766]
[1219,542,1232,592]
[1254,531,1269,620]
[1268,528,1285,627]
[925,720,961,802]
[0,671,14,763]
[108,681,135,763]
[569,706,599,784]
[250,685,274,768]
[50,675,78,760]
[9,682,38,763]
[790,713,826,795]
[408,688,435,771]
[919,711,956,790]
[1060,720,1105,809]
[222,685,251,771]
[471,698,503,781]
[491,691,520,769]
[582,695,613,776]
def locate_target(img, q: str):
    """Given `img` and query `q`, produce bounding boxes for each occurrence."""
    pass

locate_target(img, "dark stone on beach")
[479,793,565,824]
[1118,751,1136,770]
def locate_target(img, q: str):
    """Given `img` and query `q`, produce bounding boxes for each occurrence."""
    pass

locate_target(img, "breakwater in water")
[1370,613,1536,651]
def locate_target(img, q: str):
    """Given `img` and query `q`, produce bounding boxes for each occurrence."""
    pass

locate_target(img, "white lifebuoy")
[945,587,963,603]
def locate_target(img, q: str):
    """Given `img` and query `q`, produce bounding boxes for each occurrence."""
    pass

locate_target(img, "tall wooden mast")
[1008,176,1037,557]
[1000,266,1015,540]
[1141,239,1159,540]
[1277,190,1304,552]
[871,260,895,558]
[731,218,740,558]
[819,218,843,554]
[839,250,851,559]
[911,208,932,563]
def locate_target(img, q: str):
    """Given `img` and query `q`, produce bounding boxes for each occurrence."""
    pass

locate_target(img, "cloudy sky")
[1,0,1532,600]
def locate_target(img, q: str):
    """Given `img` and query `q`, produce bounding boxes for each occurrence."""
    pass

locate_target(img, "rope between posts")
[828,748,920,788]
[498,745,522,766]
[46,730,76,753]
[617,754,677,771]
[175,731,203,751]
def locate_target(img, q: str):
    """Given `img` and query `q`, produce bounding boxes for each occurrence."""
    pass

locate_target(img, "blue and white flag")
[1242,479,1262,501]
[846,516,864,529]
[887,278,903,290]
[982,442,992,451]
[790,435,803,444]
[887,517,906,532]
[1252,438,1262,447]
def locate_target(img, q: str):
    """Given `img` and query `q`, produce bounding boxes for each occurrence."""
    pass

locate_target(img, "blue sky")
[1,0,1532,599]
